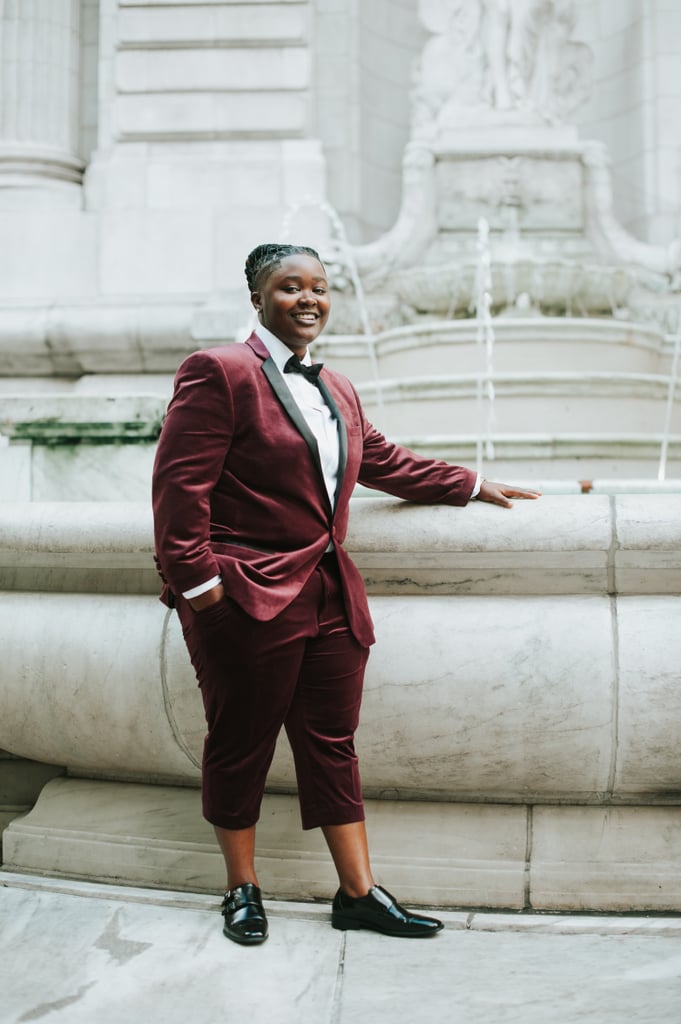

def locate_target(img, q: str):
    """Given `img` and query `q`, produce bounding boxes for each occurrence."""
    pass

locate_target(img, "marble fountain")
[1,0,680,911]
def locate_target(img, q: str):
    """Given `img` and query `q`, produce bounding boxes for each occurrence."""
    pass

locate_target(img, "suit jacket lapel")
[261,356,327,495]
[261,357,349,517]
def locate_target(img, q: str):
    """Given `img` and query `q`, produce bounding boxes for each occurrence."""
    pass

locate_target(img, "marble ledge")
[0,300,198,375]
[0,496,678,595]
[0,396,165,441]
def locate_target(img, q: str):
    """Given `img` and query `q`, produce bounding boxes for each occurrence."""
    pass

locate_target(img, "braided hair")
[244,243,324,292]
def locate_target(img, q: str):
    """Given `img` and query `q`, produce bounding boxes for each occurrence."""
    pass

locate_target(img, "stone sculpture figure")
[412,0,592,135]
[358,0,681,304]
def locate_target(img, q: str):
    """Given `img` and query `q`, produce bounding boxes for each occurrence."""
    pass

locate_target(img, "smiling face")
[251,253,330,356]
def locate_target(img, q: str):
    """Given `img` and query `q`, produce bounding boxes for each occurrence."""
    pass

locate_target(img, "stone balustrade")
[1,496,680,911]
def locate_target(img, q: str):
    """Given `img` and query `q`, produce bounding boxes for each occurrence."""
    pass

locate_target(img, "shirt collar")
[255,324,313,372]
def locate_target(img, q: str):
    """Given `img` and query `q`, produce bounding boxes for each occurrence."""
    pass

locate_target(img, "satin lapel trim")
[317,376,348,509]
[261,356,326,490]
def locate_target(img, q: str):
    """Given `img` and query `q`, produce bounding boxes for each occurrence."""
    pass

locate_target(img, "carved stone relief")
[347,0,681,323]
[412,0,592,138]
[434,154,582,233]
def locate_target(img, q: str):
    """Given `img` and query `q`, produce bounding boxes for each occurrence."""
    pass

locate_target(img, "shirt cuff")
[471,473,482,498]
[182,575,222,599]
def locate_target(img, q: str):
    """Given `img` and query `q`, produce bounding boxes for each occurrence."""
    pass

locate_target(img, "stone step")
[5,777,681,911]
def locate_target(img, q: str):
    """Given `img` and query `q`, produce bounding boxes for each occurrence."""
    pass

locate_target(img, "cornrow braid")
[244,243,323,292]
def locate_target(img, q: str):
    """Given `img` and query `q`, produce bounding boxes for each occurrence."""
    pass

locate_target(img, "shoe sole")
[331,916,442,937]
[223,927,268,945]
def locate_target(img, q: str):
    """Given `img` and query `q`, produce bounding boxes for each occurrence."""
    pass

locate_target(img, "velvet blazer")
[152,332,476,647]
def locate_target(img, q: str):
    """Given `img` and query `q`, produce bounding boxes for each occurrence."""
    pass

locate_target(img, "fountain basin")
[1,497,680,909]
[314,318,674,381]
[356,372,680,436]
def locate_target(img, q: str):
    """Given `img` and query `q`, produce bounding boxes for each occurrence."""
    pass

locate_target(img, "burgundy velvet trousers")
[177,553,370,831]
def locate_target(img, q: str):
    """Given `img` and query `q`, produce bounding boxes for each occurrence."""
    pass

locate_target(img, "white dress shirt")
[257,325,341,509]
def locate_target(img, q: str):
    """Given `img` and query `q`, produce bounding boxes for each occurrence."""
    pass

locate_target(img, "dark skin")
[189,252,540,895]
[251,253,331,358]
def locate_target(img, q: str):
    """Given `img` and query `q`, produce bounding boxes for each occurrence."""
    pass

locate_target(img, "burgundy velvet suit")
[152,332,476,829]
[153,333,476,645]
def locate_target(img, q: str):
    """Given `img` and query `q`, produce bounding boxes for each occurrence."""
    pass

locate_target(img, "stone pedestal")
[0,750,64,849]
[1,497,681,910]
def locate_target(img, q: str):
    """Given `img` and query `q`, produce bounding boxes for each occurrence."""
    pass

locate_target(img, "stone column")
[0,0,84,205]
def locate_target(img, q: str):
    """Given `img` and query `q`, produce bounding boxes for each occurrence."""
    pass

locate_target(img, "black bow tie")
[284,355,324,383]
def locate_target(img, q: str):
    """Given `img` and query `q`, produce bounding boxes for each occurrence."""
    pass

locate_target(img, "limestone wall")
[574,0,681,246]
[1,1,681,306]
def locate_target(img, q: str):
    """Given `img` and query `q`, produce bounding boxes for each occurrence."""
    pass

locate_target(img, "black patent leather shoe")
[221,883,268,945]
[331,885,443,937]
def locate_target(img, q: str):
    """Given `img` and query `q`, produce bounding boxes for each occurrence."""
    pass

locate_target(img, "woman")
[152,243,539,945]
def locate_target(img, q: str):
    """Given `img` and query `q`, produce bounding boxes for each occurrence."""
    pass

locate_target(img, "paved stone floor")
[2,872,681,1024]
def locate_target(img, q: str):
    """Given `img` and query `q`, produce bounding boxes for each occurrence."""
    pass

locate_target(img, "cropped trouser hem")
[300,803,366,832]
[177,554,370,831]
[203,802,366,833]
